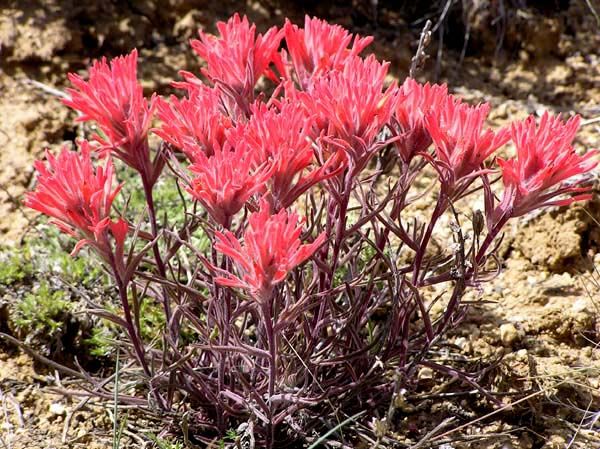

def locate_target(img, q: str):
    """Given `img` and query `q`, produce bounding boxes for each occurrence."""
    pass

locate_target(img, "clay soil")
[1,1,600,448]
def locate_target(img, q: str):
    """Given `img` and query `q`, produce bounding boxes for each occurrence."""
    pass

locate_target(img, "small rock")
[418,367,434,380]
[454,336,470,352]
[49,402,66,416]
[571,298,589,313]
[500,323,519,346]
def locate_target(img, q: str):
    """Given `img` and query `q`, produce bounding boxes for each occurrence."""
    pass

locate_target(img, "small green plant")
[13,281,70,335]
[147,434,184,449]
[0,246,33,286]
[84,323,118,357]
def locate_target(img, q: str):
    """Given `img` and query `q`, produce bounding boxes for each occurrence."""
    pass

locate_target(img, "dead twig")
[409,20,433,78]
[22,78,69,99]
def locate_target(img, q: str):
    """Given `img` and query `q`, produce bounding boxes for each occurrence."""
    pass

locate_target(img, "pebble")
[516,349,528,359]
[571,298,589,313]
[500,323,519,346]
[49,402,66,416]
[418,367,434,380]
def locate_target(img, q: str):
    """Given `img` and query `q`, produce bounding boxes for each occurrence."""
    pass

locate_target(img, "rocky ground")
[1,1,600,448]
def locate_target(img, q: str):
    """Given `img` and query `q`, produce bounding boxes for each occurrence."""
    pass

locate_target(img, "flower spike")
[283,16,373,88]
[393,79,450,163]
[214,198,326,302]
[494,112,598,221]
[424,97,510,191]
[304,55,398,174]
[233,101,344,211]
[185,142,274,227]
[155,85,233,162]
[24,141,127,260]
[64,50,159,183]
[190,14,283,102]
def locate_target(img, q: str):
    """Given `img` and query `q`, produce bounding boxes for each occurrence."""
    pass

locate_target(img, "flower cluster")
[302,55,397,174]
[234,101,344,211]
[424,97,510,192]
[155,85,233,161]
[393,79,449,163]
[283,16,373,88]
[185,143,273,227]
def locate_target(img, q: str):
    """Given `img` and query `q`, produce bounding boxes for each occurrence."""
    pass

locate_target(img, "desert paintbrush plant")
[23,13,598,447]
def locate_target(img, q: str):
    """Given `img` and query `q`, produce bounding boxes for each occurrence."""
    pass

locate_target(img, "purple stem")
[260,298,277,449]
[141,175,174,340]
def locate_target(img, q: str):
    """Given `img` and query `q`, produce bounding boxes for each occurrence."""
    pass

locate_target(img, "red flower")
[233,101,344,210]
[393,79,449,163]
[186,142,273,227]
[304,55,398,173]
[189,13,283,101]
[495,113,598,219]
[214,198,326,302]
[424,98,510,187]
[155,85,233,161]
[283,16,373,88]
[24,141,127,258]
[64,50,158,182]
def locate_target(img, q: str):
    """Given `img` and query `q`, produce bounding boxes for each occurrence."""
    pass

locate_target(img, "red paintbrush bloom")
[234,101,344,211]
[186,142,273,227]
[424,98,510,188]
[154,85,233,162]
[189,13,283,101]
[393,78,450,163]
[304,55,398,174]
[494,113,598,220]
[24,141,127,259]
[214,198,326,302]
[283,16,373,88]
[64,50,158,182]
